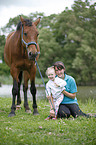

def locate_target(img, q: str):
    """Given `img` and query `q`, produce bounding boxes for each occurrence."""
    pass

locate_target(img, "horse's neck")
[14,31,23,53]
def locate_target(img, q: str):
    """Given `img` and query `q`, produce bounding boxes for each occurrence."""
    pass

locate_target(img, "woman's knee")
[58,110,70,118]
[58,105,71,118]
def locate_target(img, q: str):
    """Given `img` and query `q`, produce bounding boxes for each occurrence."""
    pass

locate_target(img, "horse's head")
[20,16,40,60]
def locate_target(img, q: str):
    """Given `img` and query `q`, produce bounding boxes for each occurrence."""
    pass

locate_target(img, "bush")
[0,63,10,76]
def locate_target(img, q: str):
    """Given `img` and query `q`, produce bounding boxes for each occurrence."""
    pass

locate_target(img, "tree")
[0,0,96,85]
[72,0,96,84]
[53,0,96,85]
[37,28,62,77]
[1,15,28,35]
[0,35,6,61]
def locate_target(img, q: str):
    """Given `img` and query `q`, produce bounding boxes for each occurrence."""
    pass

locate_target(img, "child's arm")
[54,78,66,88]
[47,95,55,109]
[49,95,55,117]
[54,82,60,87]
[46,82,55,115]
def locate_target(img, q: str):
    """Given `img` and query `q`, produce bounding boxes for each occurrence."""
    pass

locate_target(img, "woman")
[45,61,90,120]
[53,61,90,118]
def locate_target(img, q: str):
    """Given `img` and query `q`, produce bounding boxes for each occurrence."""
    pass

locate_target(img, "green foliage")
[0,35,6,61]
[0,0,96,85]
[0,75,12,84]
[37,28,62,77]
[0,63,10,76]
[1,15,29,34]
[0,97,96,145]
[54,0,96,84]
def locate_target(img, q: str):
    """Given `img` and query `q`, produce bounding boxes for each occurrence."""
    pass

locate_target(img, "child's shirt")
[46,76,66,99]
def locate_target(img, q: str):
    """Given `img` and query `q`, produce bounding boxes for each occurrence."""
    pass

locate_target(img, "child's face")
[48,71,56,81]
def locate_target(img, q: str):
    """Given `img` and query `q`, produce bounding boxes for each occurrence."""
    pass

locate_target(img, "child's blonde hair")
[46,66,55,76]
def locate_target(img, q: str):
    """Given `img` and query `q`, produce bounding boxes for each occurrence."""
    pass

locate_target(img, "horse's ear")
[34,17,41,26]
[20,15,25,25]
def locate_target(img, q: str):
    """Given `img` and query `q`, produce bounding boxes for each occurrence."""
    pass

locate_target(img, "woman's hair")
[46,66,55,76]
[53,61,65,70]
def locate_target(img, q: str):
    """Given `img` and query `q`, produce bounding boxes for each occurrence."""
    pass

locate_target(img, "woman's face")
[55,66,65,79]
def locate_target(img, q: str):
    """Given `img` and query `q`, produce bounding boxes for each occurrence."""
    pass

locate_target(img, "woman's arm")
[62,90,76,99]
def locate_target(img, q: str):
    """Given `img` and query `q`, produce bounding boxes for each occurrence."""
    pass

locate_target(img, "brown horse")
[4,16,40,117]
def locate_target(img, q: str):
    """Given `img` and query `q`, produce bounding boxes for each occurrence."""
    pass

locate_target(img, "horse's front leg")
[29,65,39,115]
[16,71,23,110]
[8,65,20,117]
[8,79,18,117]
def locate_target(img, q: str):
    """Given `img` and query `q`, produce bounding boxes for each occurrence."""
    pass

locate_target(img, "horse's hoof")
[8,112,16,117]
[16,105,21,110]
[33,112,39,115]
[25,110,32,113]
[33,111,39,115]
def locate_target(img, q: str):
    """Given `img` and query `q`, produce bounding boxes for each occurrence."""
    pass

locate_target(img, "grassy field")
[0,97,96,145]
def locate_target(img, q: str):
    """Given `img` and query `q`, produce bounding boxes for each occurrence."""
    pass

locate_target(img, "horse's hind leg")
[23,72,31,113]
[16,71,22,109]
[8,79,18,117]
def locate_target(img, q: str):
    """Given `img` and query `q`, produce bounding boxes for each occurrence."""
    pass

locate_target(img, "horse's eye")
[24,32,27,36]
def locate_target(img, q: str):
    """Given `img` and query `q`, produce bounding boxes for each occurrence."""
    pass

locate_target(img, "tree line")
[0,0,96,85]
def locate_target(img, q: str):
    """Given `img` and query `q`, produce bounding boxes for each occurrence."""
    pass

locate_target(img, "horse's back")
[4,31,15,67]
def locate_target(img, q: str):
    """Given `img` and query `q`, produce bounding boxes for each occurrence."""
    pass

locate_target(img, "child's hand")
[50,109,55,117]
[47,95,51,99]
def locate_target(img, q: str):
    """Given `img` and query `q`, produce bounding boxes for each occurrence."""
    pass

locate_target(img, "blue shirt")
[61,73,78,104]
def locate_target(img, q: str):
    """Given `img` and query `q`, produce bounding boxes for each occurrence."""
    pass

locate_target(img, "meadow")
[0,97,96,145]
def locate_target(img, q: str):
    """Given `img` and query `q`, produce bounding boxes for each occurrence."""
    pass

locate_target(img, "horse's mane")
[16,19,32,31]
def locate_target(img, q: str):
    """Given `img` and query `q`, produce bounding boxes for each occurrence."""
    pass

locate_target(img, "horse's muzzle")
[28,52,38,60]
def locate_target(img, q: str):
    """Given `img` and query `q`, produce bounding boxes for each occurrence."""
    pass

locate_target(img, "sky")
[0,0,75,28]
[0,0,95,28]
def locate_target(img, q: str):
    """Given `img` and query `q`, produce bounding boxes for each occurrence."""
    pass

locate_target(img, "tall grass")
[0,97,96,145]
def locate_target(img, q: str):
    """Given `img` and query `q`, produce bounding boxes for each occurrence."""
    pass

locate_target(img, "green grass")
[0,97,96,145]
